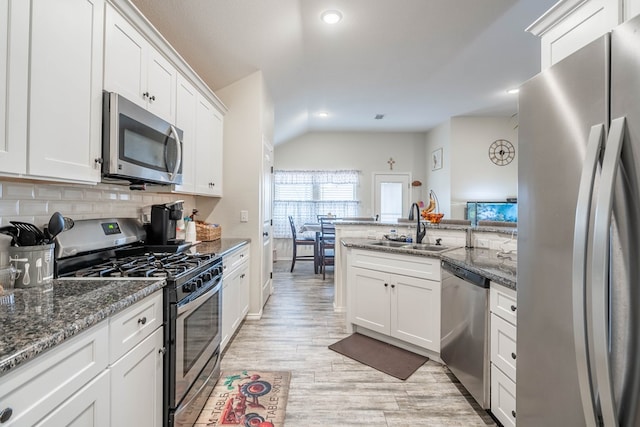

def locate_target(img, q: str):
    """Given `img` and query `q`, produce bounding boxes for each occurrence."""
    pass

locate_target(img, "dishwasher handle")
[441,260,490,288]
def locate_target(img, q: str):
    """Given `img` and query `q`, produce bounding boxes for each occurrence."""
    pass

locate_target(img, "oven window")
[183,289,219,377]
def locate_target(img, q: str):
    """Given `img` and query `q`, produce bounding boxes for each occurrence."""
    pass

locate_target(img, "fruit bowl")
[425,212,444,224]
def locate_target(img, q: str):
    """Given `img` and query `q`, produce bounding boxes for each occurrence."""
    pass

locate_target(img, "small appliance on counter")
[147,200,189,251]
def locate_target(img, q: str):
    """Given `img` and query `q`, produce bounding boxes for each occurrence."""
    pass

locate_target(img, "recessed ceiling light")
[318,111,329,118]
[375,114,385,120]
[321,10,343,24]
[507,88,520,94]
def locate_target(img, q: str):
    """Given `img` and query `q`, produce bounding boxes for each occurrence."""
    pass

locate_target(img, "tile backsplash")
[0,179,196,228]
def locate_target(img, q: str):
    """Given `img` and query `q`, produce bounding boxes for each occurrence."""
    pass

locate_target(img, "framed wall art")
[431,148,443,171]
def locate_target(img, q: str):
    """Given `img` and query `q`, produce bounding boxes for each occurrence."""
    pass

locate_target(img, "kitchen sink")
[367,241,409,247]
[365,241,450,252]
[405,244,450,252]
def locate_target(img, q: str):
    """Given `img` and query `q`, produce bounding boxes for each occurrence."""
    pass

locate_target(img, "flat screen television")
[466,201,517,226]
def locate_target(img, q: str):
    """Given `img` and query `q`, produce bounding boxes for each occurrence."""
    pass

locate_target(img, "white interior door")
[373,173,410,222]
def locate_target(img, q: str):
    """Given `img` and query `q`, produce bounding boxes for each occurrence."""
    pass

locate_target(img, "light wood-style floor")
[202,261,496,427]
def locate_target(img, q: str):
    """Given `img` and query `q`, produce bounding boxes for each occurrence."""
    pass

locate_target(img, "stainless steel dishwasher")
[440,260,490,409]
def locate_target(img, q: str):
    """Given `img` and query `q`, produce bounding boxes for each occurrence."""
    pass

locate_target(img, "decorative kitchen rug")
[197,370,290,427]
[329,333,428,380]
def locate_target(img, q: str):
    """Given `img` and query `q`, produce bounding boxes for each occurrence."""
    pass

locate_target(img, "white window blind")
[273,170,360,238]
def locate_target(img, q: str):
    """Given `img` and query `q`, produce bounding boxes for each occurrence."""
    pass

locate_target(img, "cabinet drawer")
[109,292,163,363]
[490,283,517,325]
[491,363,516,427]
[351,249,440,281]
[223,245,249,276]
[491,313,517,380]
[0,322,108,426]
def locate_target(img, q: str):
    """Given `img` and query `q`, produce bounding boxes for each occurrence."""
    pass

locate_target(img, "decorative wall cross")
[387,157,395,170]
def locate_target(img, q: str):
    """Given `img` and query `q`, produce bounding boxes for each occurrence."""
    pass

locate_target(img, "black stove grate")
[71,251,217,279]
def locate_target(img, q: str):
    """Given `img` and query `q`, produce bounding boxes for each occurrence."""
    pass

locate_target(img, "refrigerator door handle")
[572,123,605,427]
[592,116,626,427]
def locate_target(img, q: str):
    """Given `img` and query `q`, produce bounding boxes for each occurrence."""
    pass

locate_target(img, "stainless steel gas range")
[55,218,222,427]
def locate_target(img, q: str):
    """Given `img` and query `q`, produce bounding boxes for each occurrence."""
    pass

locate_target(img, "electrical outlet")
[240,210,249,222]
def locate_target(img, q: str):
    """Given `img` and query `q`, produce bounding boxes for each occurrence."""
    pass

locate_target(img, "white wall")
[212,70,273,317]
[450,116,517,218]
[424,120,452,217]
[274,131,428,217]
[424,116,517,219]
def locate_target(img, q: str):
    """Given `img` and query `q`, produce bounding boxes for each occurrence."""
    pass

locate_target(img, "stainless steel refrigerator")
[518,14,640,427]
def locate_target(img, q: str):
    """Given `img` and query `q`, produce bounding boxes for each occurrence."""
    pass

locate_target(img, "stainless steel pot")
[9,244,54,287]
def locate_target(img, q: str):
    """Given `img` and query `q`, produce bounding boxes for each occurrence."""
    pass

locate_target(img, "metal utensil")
[47,212,65,241]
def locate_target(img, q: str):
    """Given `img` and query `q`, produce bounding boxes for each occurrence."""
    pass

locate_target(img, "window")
[273,170,360,238]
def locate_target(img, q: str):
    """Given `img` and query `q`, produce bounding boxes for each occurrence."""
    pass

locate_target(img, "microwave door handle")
[167,125,182,180]
[592,116,626,427]
[572,123,604,427]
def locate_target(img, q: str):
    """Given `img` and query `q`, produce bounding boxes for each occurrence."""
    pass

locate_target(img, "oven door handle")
[177,280,220,316]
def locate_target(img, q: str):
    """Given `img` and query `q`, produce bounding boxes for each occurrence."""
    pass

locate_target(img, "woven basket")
[195,221,221,241]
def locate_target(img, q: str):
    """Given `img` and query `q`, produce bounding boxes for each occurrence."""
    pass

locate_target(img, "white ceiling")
[130,0,557,145]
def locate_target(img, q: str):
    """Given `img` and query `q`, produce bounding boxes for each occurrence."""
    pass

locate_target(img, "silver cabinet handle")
[571,123,604,427]
[138,316,147,325]
[592,117,626,427]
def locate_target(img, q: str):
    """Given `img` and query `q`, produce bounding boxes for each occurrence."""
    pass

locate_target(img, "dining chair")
[319,217,337,280]
[288,216,316,272]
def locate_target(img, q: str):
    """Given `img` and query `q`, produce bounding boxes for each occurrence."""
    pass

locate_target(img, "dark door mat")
[328,333,428,380]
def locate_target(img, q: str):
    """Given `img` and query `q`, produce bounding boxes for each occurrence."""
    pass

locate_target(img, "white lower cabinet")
[110,327,163,427]
[490,282,517,427]
[222,244,250,350]
[34,370,110,427]
[0,291,164,426]
[491,366,516,427]
[348,249,441,353]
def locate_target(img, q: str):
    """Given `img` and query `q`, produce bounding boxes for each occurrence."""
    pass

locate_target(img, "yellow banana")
[425,195,436,213]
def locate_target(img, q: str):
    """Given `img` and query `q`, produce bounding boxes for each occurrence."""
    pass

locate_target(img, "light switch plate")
[240,210,249,222]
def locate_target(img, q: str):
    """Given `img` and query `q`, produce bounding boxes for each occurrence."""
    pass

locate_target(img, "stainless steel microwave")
[102,92,183,185]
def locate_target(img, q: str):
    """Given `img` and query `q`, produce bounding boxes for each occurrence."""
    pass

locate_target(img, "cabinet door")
[28,0,103,182]
[146,48,176,123]
[34,371,109,427]
[104,4,147,109]
[0,0,28,175]
[391,275,441,352]
[491,364,517,427]
[194,95,218,195]
[221,276,239,351]
[209,108,224,196]
[350,267,390,335]
[110,327,164,427]
[174,74,197,193]
[238,262,250,318]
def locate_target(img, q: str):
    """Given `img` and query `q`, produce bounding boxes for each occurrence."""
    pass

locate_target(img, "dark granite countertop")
[0,278,164,377]
[191,238,250,257]
[342,238,516,290]
[0,238,251,378]
[441,247,516,291]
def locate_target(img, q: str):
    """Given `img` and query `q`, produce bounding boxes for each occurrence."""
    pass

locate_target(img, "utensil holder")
[9,244,54,287]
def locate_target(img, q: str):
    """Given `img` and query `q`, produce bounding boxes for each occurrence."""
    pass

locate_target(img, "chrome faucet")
[408,203,425,243]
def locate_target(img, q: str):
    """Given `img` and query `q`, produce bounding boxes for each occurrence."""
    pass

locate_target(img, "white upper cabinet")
[0,0,103,183]
[104,3,176,123]
[174,74,198,193]
[0,0,28,175]
[28,0,104,183]
[529,0,640,69]
[194,95,223,196]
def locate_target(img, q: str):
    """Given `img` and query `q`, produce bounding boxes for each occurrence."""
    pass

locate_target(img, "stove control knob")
[195,278,203,289]
[203,272,212,282]
[182,282,195,293]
